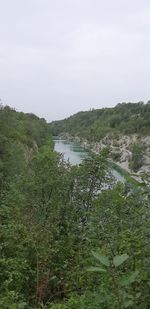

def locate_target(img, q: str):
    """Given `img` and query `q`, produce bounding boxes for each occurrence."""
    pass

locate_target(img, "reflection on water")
[54,139,88,165]
[111,168,124,183]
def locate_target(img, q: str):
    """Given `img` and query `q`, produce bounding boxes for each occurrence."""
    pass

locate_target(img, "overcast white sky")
[0,0,150,121]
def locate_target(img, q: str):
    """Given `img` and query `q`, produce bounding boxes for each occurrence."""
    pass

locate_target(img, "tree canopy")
[0,105,150,308]
[49,102,150,140]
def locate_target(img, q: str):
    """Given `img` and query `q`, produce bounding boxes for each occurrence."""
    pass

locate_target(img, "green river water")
[54,138,124,182]
[54,139,89,165]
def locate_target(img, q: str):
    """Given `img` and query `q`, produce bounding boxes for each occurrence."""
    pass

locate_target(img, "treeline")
[0,105,150,308]
[49,102,150,141]
[0,104,51,147]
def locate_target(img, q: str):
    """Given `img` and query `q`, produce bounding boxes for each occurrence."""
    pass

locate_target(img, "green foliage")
[120,271,139,287]
[88,251,139,308]
[91,252,110,267]
[49,102,150,141]
[129,142,144,172]
[113,254,129,267]
[1,104,150,308]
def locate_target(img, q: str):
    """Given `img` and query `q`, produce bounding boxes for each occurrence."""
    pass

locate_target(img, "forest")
[49,102,150,141]
[0,104,150,308]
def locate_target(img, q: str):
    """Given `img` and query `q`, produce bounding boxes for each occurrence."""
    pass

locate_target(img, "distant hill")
[49,102,150,141]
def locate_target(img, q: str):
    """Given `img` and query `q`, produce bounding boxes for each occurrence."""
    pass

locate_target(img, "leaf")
[124,300,134,308]
[113,254,129,267]
[92,251,110,267]
[17,303,27,309]
[136,292,141,299]
[120,271,139,286]
[87,266,107,273]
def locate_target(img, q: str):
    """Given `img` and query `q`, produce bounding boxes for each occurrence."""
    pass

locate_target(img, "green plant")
[88,251,140,308]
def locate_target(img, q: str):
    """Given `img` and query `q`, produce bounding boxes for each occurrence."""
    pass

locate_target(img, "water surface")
[54,138,124,182]
[54,139,88,165]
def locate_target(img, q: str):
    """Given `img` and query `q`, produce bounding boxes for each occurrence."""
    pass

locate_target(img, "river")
[54,138,124,182]
[54,138,89,165]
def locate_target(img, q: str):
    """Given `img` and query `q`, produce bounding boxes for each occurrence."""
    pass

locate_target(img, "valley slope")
[49,102,150,175]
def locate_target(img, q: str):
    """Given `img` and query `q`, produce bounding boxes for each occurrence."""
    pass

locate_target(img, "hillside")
[0,105,53,191]
[0,104,51,148]
[49,102,150,139]
[49,102,150,174]
[1,104,150,308]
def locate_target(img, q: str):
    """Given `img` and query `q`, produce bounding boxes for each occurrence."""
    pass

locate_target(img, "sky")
[0,0,150,121]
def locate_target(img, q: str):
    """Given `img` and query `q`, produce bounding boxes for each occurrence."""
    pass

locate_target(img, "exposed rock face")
[24,141,38,161]
[78,134,150,176]
[58,132,150,178]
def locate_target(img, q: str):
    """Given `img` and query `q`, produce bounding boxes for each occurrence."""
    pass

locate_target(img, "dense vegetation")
[1,105,150,308]
[49,102,150,141]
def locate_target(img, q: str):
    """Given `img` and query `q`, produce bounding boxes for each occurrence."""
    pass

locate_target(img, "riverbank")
[57,133,145,184]
[109,161,144,186]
